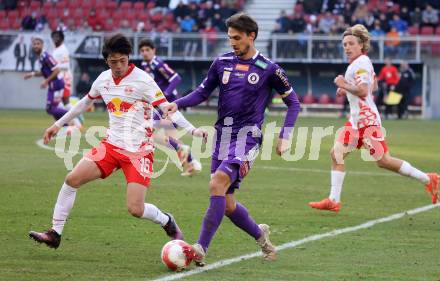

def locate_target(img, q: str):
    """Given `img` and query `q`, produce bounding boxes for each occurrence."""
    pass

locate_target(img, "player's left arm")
[270,66,301,155]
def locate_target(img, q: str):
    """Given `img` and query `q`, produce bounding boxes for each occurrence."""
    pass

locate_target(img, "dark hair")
[102,33,132,60]
[138,38,155,50]
[225,12,258,40]
[51,30,64,42]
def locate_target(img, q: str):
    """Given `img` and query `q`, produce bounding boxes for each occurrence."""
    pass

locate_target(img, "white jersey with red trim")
[52,43,72,82]
[88,64,167,152]
[345,55,381,129]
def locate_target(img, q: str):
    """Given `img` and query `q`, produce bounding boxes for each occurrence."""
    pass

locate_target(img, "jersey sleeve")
[352,59,373,86]
[44,53,59,71]
[270,64,293,98]
[87,79,101,99]
[142,79,168,107]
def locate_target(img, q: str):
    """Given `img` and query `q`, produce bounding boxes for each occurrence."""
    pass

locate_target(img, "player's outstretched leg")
[226,201,276,261]
[29,158,101,248]
[376,154,439,204]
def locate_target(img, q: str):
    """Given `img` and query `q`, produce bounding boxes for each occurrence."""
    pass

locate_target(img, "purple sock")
[227,203,261,240]
[197,195,226,252]
[168,137,180,151]
[187,152,193,163]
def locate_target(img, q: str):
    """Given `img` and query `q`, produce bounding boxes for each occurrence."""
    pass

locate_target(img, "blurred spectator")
[21,12,37,31]
[422,4,439,28]
[75,72,92,98]
[173,1,189,21]
[14,36,26,72]
[212,13,225,31]
[394,60,415,119]
[181,15,196,32]
[389,14,408,34]
[400,6,412,26]
[385,27,400,57]
[410,7,423,28]
[87,9,104,32]
[318,11,335,33]
[118,19,132,33]
[290,12,306,33]
[276,10,290,33]
[378,13,390,32]
[377,58,399,112]
[202,20,217,55]
[334,15,348,33]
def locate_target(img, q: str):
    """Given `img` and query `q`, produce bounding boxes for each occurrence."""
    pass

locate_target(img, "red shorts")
[337,122,388,159]
[63,75,71,98]
[85,140,154,187]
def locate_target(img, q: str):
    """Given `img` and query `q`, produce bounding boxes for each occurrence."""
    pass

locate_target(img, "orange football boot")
[308,198,341,212]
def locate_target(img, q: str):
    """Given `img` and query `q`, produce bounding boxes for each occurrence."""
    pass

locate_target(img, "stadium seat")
[412,95,422,106]
[318,94,332,104]
[107,1,118,10]
[334,95,346,105]
[421,26,434,35]
[120,2,132,9]
[30,1,41,10]
[0,11,5,19]
[302,94,316,104]
[146,2,155,10]
[407,26,419,35]
[55,1,67,9]
[0,19,9,30]
[133,2,144,10]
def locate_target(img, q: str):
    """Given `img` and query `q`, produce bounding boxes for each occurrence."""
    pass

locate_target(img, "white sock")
[398,161,430,184]
[329,170,346,203]
[141,203,169,226]
[52,183,77,235]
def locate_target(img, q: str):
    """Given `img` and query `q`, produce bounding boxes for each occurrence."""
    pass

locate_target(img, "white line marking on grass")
[35,139,394,177]
[151,203,440,281]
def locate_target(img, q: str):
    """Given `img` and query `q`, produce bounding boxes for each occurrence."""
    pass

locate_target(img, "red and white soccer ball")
[161,240,191,271]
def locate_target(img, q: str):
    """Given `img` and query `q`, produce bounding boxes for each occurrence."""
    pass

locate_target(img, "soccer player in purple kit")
[24,37,82,129]
[139,39,202,176]
[164,13,301,265]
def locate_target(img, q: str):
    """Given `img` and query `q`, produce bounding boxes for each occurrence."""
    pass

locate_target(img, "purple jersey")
[39,51,64,91]
[141,56,181,102]
[175,51,301,161]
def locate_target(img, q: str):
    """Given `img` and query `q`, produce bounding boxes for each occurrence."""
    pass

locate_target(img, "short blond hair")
[342,24,371,53]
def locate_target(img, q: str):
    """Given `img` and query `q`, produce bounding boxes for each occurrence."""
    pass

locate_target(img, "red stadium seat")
[8,10,19,20]
[95,0,106,10]
[30,1,41,10]
[412,95,422,106]
[136,10,149,21]
[334,95,346,105]
[107,1,118,10]
[0,19,9,30]
[421,26,434,35]
[436,28,440,36]
[407,26,419,35]
[302,94,316,104]
[120,2,132,9]
[55,1,67,9]
[42,1,53,11]
[0,11,5,19]
[318,94,332,104]
[133,2,144,10]
[146,2,155,9]
[11,20,21,30]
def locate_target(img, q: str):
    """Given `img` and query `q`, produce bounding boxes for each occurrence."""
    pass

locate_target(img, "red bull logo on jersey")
[106,97,134,116]
[124,86,135,94]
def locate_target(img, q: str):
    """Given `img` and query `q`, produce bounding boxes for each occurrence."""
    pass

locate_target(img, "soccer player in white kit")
[309,24,438,212]
[51,31,72,106]
[29,34,207,249]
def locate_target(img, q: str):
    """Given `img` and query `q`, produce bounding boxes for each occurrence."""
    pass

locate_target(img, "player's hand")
[334,75,347,88]
[336,87,347,97]
[40,79,49,89]
[162,103,178,118]
[276,138,290,156]
[23,72,33,80]
[43,124,61,144]
[192,128,208,143]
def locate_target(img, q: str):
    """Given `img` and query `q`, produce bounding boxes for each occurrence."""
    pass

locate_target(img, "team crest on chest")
[222,71,231,84]
[247,73,260,84]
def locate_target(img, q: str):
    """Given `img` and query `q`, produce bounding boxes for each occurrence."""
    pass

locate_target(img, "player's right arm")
[163,59,219,116]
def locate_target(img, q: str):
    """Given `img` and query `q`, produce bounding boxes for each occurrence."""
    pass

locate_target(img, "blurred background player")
[164,13,301,266]
[28,34,207,249]
[23,37,82,131]
[139,39,201,177]
[51,31,72,106]
[308,25,439,213]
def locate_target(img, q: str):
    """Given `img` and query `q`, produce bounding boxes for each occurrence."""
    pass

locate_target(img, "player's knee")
[376,157,388,169]
[127,204,144,218]
[65,172,82,188]
[225,203,236,216]
[209,178,227,196]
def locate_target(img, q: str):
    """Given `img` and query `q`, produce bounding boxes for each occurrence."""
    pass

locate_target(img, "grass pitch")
[0,110,439,281]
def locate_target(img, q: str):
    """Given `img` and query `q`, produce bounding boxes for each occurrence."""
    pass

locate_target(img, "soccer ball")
[161,240,191,271]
